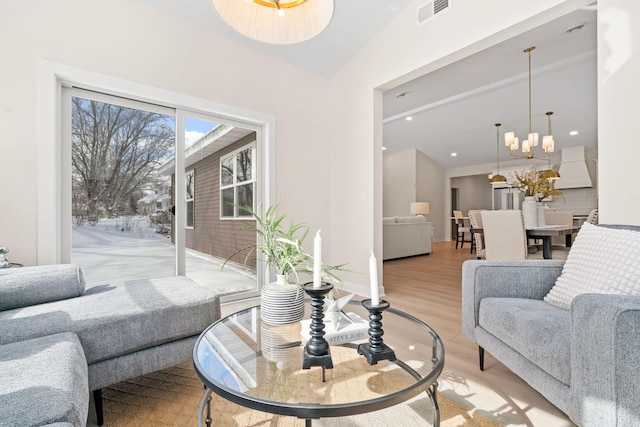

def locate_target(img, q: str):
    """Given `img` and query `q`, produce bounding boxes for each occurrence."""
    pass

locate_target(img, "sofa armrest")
[461,260,564,341]
[0,264,86,311]
[571,294,640,426]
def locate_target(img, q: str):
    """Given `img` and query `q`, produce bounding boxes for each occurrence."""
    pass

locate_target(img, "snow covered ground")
[72,216,256,296]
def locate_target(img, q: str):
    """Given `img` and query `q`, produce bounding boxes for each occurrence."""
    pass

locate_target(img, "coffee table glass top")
[193,300,444,420]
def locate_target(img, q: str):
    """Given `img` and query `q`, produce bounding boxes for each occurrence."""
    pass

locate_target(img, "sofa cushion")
[0,332,89,427]
[544,223,640,309]
[382,217,397,225]
[479,298,571,384]
[0,276,220,364]
[0,264,85,311]
[395,215,427,224]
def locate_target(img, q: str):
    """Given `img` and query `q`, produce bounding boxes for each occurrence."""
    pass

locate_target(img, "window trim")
[220,142,257,220]
[185,169,195,229]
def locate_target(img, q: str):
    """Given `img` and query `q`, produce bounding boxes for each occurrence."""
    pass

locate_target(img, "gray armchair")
[462,258,640,426]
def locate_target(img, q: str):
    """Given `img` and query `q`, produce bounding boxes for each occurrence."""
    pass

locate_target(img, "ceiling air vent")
[417,0,450,25]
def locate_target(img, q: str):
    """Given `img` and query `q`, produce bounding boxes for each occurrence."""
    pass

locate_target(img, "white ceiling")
[134,0,414,79]
[135,0,598,171]
[383,6,598,170]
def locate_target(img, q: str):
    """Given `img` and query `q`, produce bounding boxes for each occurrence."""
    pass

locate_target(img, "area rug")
[102,364,504,427]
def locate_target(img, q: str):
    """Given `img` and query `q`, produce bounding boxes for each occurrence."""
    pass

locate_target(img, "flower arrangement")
[511,168,563,202]
[223,205,349,286]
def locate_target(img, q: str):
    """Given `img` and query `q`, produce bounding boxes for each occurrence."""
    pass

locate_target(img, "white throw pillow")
[544,223,640,309]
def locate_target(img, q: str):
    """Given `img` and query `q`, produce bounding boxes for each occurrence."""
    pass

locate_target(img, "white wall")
[382,149,445,241]
[383,150,417,217]
[416,150,446,241]
[598,0,640,224]
[451,175,493,215]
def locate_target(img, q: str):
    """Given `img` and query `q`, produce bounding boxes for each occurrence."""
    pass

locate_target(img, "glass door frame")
[37,60,274,302]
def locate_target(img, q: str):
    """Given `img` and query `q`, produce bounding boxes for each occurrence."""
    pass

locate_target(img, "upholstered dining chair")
[453,210,473,250]
[586,208,599,225]
[468,210,485,259]
[480,210,529,260]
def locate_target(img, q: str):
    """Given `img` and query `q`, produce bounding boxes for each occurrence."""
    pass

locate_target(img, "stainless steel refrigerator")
[492,186,522,210]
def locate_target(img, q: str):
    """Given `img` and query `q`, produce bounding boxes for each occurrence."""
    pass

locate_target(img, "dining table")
[471,225,581,259]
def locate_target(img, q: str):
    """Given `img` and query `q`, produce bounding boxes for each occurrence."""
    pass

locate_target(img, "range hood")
[555,146,593,189]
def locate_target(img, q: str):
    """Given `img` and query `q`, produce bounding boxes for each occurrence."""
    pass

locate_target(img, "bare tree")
[71,97,174,221]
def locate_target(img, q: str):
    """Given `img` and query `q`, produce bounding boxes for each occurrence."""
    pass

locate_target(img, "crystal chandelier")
[211,0,335,45]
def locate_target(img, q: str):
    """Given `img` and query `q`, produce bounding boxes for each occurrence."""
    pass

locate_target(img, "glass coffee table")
[193,300,444,426]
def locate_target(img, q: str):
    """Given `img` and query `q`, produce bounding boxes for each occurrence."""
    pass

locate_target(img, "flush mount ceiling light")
[211,0,335,45]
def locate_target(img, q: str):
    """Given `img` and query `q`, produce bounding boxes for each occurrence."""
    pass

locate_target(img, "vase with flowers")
[223,205,348,325]
[511,168,563,228]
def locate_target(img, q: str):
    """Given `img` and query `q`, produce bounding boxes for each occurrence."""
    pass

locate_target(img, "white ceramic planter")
[537,204,547,227]
[522,196,538,229]
[260,275,305,325]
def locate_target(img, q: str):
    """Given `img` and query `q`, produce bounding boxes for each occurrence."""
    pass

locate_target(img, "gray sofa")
[0,264,220,426]
[383,216,433,260]
[462,224,640,426]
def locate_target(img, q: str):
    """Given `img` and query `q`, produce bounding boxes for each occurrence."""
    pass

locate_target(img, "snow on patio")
[72,216,256,296]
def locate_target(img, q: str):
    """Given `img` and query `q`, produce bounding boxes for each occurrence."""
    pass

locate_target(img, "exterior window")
[220,143,255,218]
[186,170,194,228]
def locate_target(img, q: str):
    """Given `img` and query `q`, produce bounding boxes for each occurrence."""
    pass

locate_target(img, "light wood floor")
[381,241,575,426]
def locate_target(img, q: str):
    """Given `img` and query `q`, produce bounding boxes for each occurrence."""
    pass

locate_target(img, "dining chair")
[586,208,599,225]
[468,210,485,259]
[480,210,529,260]
[453,210,473,250]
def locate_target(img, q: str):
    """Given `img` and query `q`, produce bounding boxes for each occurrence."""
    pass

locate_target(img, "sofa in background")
[0,264,220,426]
[383,216,433,260]
[462,224,640,426]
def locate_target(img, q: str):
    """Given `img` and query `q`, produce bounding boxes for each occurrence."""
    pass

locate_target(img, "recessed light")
[406,116,413,121]
[451,152,457,157]
[570,131,578,136]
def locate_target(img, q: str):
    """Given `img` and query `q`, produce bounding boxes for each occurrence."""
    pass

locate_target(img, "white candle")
[369,250,379,305]
[313,230,322,288]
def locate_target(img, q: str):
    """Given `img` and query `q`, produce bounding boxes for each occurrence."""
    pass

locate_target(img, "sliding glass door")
[63,88,260,299]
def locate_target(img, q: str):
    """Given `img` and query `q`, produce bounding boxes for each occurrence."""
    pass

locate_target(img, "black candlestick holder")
[302,282,334,372]
[357,299,396,365]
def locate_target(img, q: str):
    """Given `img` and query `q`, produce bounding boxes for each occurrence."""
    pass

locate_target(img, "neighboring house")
[137,194,170,215]
[158,124,258,269]
[137,195,155,215]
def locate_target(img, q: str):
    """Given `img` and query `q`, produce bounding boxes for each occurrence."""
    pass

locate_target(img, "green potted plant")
[224,205,348,324]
